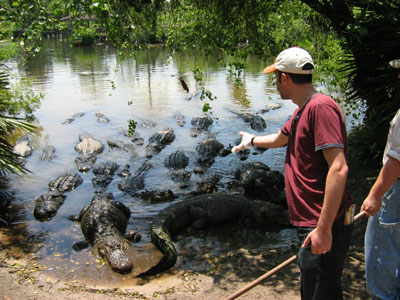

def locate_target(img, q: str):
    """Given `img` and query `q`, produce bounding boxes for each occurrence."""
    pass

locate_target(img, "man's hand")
[231,131,255,153]
[361,196,382,217]
[360,156,400,217]
[302,227,332,255]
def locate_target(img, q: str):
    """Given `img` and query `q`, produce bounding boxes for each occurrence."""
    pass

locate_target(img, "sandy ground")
[0,155,375,300]
[0,233,369,300]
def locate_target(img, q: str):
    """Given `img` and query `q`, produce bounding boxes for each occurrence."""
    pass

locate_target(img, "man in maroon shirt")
[232,47,354,300]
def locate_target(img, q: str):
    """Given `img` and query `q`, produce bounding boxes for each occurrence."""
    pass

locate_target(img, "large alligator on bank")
[140,193,289,276]
[235,161,286,206]
[69,192,141,274]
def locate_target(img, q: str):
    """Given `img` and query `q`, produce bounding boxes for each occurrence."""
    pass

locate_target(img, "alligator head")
[96,235,133,274]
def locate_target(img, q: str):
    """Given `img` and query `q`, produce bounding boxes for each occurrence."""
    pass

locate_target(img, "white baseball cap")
[389,59,400,68]
[263,47,314,74]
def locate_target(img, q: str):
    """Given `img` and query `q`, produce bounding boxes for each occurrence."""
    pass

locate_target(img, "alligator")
[170,169,192,183]
[69,192,141,274]
[164,150,191,184]
[139,189,177,203]
[95,112,110,124]
[140,193,289,276]
[190,115,214,137]
[231,111,267,131]
[172,111,186,127]
[34,191,66,221]
[235,162,286,206]
[33,172,83,221]
[190,173,221,195]
[141,118,157,128]
[145,129,176,158]
[117,164,131,178]
[118,160,154,196]
[196,138,224,167]
[40,145,56,161]
[62,112,85,125]
[123,131,144,146]
[191,115,213,129]
[164,150,189,170]
[74,134,104,172]
[75,134,104,156]
[75,154,97,173]
[48,172,83,193]
[107,139,135,153]
[91,161,119,189]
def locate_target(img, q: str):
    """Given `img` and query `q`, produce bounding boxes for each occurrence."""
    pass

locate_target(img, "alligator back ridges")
[139,193,250,276]
[164,150,189,169]
[196,139,224,157]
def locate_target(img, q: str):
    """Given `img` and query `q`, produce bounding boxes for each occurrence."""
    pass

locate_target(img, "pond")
[4,38,300,287]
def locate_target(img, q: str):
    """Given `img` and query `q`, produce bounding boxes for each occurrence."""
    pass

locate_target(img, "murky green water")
[4,39,299,286]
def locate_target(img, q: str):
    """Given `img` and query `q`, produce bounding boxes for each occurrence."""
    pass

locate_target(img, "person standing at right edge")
[361,59,400,300]
[232,47,354,300]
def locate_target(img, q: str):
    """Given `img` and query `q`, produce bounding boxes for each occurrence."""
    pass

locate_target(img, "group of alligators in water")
[14,109,289,276]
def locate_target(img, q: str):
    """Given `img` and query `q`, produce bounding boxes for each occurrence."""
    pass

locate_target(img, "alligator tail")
[138,226,177,277]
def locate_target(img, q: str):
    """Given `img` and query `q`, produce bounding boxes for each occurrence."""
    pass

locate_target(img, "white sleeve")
[386,110,400,162]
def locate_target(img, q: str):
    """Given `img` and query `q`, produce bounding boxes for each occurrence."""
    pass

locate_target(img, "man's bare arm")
[231,130,288,153]
[361,156,400,216]
[302,147,348,254]
[252,130,288,148]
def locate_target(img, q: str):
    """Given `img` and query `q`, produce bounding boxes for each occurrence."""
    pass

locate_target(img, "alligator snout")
[97,237,133,274]
[107,249,133,274]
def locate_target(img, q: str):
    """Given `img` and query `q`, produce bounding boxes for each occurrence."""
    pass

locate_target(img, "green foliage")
[0,68,42,119]
[70,25,97,46]
[202,102,212,114]
[0,20,16,40]
[303,0,400,161]
[85,0,164,48]
[159,0,276,57]
[0,114,36,176]
[193,67,216,114]
[0,0,68,56]
[0,67,37,176]
[127,119,137,136]
[0,42,20,60]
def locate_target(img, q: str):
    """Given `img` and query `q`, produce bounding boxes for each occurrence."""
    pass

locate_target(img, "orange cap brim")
[263,64,276,74]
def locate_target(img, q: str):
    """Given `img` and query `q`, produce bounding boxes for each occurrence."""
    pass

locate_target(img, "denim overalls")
[365,179,400,300]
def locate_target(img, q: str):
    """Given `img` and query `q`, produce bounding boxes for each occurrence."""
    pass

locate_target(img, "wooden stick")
[222,211,366,300]
[223,254,297,300]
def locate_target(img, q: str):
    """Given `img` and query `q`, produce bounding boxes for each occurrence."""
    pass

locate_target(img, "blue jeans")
[296,215,353,300]
[365,179,400,300]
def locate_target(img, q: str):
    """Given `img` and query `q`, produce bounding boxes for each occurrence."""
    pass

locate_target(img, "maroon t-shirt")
[281,93,353,227]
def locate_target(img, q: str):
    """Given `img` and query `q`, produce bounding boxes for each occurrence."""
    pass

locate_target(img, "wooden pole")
[223,211,366,300]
